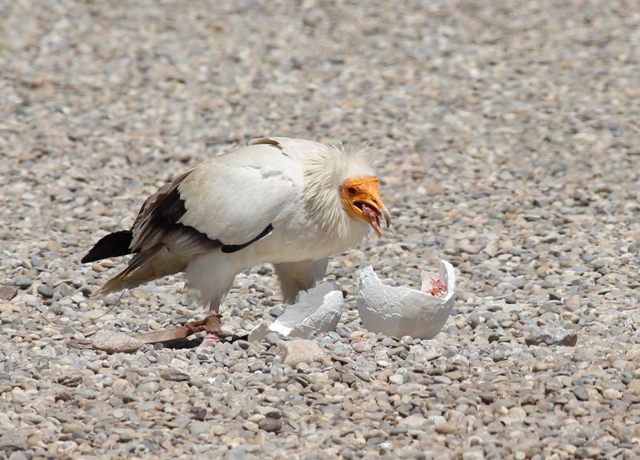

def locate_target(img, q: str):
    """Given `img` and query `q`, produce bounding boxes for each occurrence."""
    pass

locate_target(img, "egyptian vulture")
[82,137,390,345]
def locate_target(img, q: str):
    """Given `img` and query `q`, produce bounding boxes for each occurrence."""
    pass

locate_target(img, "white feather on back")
[177,143,301,245]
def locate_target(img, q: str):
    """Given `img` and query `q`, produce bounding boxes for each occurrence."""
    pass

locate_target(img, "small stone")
[525,328,577,347]
[627,380,640,393]
[434,375,452,385]
[264,332,283,345]
[15,278,33,289]
[160,369,190,382]
[92,331,145,354]
[9,452,29,460]
[341,373,356,385]
[353,342,372,353]
[45,241,61,251]
[258,417,282,432]
[189,421,210,436]
[459,244,481,254]
[444,370,464,381]
[532,362,548,372]
[389,374,405,385]
[480,393,496,404]
[0,432,28,452]
[398,414,428,429]
[59,283,75,297]
[602,388,621,399]
[0,286,17,300]
[276,340,325,366]
[462,450,485,460]
[353,371,372,382]
[57,374,83,387]
[434,423,457,434]
[37,284,55,299]
[191,407,207,421]
[573,387,590,401]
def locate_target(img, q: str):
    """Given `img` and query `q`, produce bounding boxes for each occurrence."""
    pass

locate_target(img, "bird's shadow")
[156,334,250,350]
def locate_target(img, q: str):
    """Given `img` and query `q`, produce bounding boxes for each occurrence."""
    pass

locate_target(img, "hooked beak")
[340,176,391,237]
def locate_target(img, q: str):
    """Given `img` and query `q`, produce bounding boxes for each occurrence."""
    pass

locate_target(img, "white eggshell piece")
[356,260,456,339]
[249,282,344,341]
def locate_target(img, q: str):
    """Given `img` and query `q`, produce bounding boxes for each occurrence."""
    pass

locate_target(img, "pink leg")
[199,297,222,347]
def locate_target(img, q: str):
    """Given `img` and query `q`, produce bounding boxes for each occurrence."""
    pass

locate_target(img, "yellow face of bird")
[340,176,391,237]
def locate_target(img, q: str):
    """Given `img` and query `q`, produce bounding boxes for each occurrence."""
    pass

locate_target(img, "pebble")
[525,328,578,347]
[0,286,18,300]
[435,424,458,434]
[276,340,325,366]
[352,342,372,353]
[15,278,33,290]
[258,417,283,433]
[398,414,428,430]
[532,362,548,372]
[91,331,145,354]
[160,369,190,382]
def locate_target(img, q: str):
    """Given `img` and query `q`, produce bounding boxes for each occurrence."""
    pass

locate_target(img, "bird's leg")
[199,297,222,347]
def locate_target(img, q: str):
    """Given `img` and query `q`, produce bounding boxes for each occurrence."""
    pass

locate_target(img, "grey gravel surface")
[2,0,640,459]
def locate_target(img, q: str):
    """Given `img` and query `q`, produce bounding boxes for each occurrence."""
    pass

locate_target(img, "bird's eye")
[347,186,357,195]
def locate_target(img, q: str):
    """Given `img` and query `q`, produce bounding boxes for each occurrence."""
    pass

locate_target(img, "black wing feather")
[81,230,133,263]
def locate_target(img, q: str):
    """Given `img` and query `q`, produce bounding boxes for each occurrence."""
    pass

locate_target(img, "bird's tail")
[99,245,189,295]
[82,231,189,295]
[81,230,133,263]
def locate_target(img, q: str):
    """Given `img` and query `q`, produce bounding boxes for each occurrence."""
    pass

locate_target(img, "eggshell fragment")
[249,282,344,342]
[356,260,456,339]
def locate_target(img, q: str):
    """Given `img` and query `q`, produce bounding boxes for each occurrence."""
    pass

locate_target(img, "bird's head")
[300,141,392,239]
[339,175,391,237]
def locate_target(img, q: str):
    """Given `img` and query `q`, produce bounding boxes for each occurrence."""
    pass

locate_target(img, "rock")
[627,380,640,393]
[264,332,283,346]
[0,286,18,300]
[57,374,83,387]
[276,340,325,366]
[37,284,55,299]
[532,362,548,372]
[463,450,485,460]
[602,388,621,399]
[0,432,28,451]
[435,423,458,434]
[14,278,33,290]
[398,414,428,429]
[160,369,190,382]
[444,370,464,381]
[258,417,282,432]
[573,387,590,401]
[480,393,496,404]
[188,421,210,436]
[92,331,145,354]
[353,341,372,353]
[525,328,578,347]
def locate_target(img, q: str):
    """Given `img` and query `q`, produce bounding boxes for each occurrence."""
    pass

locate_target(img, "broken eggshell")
[249,282,344,341]
[356,260,456,339]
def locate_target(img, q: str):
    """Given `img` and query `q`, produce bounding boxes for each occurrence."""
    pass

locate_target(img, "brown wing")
[97,168,222,294]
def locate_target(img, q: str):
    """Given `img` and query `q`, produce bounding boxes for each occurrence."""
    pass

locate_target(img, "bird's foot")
[199,332,222,347]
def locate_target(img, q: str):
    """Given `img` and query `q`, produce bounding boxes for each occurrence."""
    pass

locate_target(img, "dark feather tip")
[81,230,133,263]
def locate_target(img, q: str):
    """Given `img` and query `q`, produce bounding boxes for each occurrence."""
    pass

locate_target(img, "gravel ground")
[2,0,640,459]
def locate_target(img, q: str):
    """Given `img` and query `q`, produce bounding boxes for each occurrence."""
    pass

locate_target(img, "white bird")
[82,137,391,345]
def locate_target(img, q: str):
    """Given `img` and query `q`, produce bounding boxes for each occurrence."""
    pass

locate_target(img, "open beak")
[341,176,391,237]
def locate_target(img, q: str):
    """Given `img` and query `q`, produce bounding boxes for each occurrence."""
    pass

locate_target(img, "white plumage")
[82,137,390,344]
